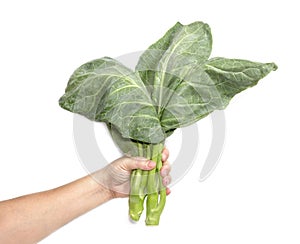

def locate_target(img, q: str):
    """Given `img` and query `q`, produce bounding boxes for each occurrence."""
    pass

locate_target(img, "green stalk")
[129,143,147,221]
[129,142,166,225]
[145,143,166,225]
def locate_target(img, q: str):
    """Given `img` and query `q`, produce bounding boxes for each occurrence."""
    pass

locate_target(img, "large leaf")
[204,58,278,104]
[136,21,212,114]
[59,21,277,148]
[59,57,165,144]
[160,58,277,131]
[136,21,277,133]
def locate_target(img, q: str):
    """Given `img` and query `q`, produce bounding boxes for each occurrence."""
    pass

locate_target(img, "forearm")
[0,173,113,244]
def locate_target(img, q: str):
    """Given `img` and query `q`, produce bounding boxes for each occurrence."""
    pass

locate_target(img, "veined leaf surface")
[59,57,165,144]
[160,58,277,130]
[136,22,277,132]
[59,21,277,148]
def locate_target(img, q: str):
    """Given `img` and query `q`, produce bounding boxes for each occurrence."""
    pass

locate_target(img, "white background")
[0,0,299,243]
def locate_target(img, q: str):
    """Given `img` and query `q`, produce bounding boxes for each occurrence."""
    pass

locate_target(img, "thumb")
[122,156,156,171]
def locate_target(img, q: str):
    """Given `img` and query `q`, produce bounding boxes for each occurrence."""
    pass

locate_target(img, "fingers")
[162,175,172,196]
[124,147,169,172]
[123,156,156,171]
[123,156,171,181]
[122,147,172,192]
[162,175,171,186]
[161,147,169,162]
[161,156,172,195]
[121,152,172,195]
[160,161,171,178]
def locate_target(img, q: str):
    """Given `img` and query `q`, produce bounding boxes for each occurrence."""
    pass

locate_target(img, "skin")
[0,148,171,244]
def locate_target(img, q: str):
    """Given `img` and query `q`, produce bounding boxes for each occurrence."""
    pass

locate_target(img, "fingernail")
[147,161,156,168]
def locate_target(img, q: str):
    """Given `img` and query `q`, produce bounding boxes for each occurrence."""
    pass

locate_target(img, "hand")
[95,148,171,198]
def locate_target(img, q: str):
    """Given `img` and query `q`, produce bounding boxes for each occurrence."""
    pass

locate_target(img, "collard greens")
[59,21,277,225]
[60,21,277,144]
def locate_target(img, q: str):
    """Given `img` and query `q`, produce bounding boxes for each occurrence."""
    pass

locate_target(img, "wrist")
[88,169,116,201]
[87,177,115,202]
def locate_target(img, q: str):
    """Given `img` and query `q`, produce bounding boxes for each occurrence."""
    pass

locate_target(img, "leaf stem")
[129,142,147,221]
[129,142,166,225]
[145,143,166,225]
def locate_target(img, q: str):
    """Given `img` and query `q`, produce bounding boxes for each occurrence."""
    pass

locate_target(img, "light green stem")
[145,143,166,225]
[129,143,147,221]
[129,142,166,225]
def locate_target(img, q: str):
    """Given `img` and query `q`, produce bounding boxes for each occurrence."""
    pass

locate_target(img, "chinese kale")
[59,21,277,225]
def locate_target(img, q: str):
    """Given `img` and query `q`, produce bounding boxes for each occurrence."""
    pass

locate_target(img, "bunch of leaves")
[59,21,277,225]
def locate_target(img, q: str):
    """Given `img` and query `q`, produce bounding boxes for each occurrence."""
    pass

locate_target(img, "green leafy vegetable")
[59,21,277,225]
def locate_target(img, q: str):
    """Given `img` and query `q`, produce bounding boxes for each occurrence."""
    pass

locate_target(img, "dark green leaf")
[108,124,140,156]
[136,21,212,114]
[59,57,165,144]
[136,21,277,132]
[59,21,277,150]
[204,58,278,101]
[160,58,277,130]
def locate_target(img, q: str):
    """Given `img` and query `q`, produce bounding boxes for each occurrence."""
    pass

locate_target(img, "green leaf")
[160,58,277,131]
[204,58,278,103]
[108,123,139,156]
[136,21,277,132]
[59,57,165,144]
[136,21,212,114]
[59,21,277,148]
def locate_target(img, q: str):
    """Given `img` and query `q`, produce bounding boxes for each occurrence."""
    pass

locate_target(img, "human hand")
[95,148,171,198]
